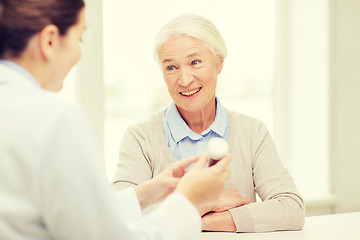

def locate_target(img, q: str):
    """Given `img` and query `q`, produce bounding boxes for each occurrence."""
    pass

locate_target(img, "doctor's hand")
[175,153,231,216]
[135,155,199,210]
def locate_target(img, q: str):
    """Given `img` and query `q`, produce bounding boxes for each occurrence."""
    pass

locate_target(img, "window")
[274,0,331,210]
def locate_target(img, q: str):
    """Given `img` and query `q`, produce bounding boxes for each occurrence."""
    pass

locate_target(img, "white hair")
[153,14,228,65]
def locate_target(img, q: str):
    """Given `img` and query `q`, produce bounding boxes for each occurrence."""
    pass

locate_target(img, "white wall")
[275,0,330,208]
[329,0,360,213]
[76,0,104,150]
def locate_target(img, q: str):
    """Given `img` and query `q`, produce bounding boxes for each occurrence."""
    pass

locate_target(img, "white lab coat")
[0,62,201,240]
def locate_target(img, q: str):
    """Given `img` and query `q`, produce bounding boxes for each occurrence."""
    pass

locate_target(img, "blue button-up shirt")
[163,97,229,160]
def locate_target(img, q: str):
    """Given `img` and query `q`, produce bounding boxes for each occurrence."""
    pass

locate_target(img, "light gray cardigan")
[113,109,305,232]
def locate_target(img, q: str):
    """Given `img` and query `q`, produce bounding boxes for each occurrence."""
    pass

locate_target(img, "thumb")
[210,154,230,171]
[192,153,209,171]
[166,177,180,188]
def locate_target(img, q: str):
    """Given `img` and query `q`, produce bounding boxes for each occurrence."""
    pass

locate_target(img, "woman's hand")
[203,189,251,214]
[201,189,251,232]
[200,190,251,232]
[202,211,237,232]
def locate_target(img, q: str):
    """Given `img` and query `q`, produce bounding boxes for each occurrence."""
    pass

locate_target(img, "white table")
[201,212,360,240]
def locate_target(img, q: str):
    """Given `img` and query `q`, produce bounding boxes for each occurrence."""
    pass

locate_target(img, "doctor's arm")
[40,107,199,240]
[42,107,231,239]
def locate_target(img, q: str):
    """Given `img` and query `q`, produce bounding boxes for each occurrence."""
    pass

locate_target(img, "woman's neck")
[177,98,217,134]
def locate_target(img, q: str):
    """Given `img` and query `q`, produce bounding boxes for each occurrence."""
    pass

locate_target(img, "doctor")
[0,1,230,239]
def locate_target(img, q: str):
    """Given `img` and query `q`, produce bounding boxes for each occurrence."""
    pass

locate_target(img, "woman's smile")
[180,87,202,97]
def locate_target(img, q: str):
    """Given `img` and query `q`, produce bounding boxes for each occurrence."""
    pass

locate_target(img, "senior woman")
[113,14,305,232]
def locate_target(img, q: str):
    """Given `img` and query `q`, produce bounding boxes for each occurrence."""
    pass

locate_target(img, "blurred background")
[53,0,360,216]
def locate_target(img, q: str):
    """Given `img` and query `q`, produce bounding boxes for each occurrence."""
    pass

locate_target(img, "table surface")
[200,212,360,240]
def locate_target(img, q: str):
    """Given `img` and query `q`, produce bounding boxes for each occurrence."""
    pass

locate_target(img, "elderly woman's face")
[159,34,223,113]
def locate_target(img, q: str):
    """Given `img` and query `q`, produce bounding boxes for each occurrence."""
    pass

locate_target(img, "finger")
[222,169,230,181]
[192,153,209,171]
[171,156,200,177]
[239,196,252,205]
[175,155,199,170]
[215,169,230,189]
[210,154,230,171]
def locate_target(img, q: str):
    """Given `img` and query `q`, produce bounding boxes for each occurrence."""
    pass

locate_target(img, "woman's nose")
[178,67,193,86]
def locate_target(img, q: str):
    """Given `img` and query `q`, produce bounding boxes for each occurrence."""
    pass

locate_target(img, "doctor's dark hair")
[0,0,85,58]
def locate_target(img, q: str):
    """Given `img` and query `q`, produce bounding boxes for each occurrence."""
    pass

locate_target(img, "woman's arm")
[113,125,154,190]
[198,189,251,217]
[228,122,305,232]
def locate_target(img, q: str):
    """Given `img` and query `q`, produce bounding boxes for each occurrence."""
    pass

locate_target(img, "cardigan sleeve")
[228,122,305,232]
[113,125,154,190]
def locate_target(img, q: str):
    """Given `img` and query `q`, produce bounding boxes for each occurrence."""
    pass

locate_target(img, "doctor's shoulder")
[30,92,93,135]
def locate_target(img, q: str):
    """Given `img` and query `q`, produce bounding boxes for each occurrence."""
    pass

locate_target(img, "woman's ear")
[217,57,224,74]
[38,25,60,61]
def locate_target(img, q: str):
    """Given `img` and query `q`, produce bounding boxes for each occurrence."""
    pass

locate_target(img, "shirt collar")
[210,98,228,137]
[165,97,228,143]
[0,60,41,88]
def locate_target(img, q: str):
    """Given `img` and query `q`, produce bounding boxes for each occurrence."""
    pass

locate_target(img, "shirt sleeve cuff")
[114,187,142,222]
[143,192,202,240]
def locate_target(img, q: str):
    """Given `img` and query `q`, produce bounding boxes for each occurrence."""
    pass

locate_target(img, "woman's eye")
[191,60,200,65]
[167,65,176,71]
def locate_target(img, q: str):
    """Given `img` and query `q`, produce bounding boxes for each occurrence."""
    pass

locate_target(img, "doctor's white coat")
[0,62,201,240]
